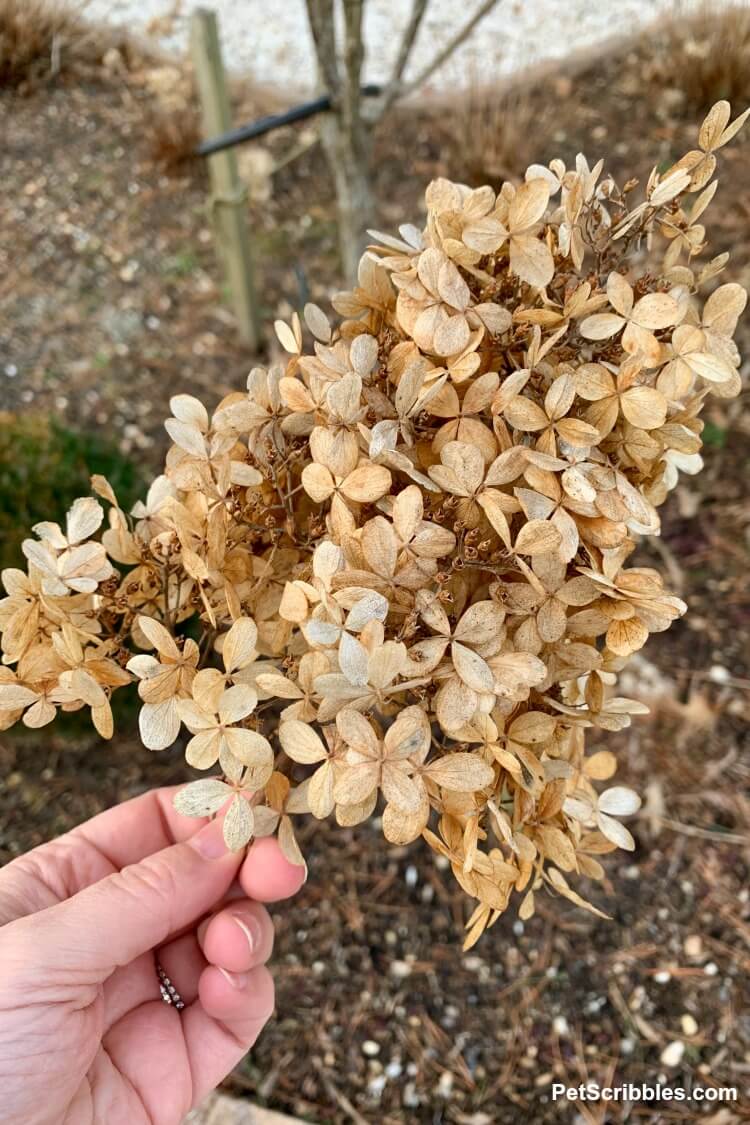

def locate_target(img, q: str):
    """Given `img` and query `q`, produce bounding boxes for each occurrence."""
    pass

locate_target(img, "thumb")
[5,819,241,982]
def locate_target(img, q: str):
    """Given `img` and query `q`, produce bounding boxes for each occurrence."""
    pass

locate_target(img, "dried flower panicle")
[2,103,747,947]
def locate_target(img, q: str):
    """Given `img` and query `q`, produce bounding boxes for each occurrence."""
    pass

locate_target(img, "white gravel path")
[85,0,699,97]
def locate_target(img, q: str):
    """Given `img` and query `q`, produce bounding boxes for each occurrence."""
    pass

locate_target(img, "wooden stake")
[190,8,260,349]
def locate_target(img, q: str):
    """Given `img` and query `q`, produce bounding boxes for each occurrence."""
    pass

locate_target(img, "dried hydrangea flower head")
[1,102,747,947]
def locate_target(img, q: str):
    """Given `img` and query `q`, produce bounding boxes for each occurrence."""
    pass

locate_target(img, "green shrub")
[0,412,144,571]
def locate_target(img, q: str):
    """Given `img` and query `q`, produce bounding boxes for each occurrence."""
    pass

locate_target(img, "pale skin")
[0,786,306,1125]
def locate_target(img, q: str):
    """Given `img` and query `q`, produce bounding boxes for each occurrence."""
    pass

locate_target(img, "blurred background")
[1,1,749,1122]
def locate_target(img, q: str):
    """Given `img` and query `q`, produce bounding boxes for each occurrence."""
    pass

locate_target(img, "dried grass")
[139,64,202,168]
[440,76,548,188]
[147,109,201,168]
[0,0,199,160]
[648,1,750,112]
[0,0,149,89]
[0,0,91,87]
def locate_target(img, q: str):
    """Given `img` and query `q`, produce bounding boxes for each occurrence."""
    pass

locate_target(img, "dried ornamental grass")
[1,103,747,948]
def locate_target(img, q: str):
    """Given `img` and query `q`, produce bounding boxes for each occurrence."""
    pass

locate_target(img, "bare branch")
[396,0,499,103]
[342,0,365,132]
[305,0,340,97]
[382,0,429,109]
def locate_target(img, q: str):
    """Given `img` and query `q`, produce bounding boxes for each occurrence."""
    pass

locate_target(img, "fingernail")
[218,967,248,990]
[231,911,262,953]
[188,820,228,860]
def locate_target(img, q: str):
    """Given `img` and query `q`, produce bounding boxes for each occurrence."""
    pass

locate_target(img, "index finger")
[0,788,306,925]
[0,786,207,922]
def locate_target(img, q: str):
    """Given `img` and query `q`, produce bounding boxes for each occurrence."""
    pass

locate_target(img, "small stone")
[102,47,123,71]
[654,970,671,984]
[385,1061,403,1080]
[441,1003,460,1029]
[362,1040,380,1057]
[708,665,730,684]
[463,955,483,972]
[436,1071,454,1098]
[119,261,139,282]
[684,935,703,958]
[390,960,412,979]
[404,864,418,888]
[704,962,719,976]
[403,1082,420,1108]
[681,1014,698,1036]
[660,1040,685,1067]
[553,1016,569,1036]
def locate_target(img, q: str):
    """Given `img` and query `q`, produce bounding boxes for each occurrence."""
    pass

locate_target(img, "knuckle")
[111,855,181,931]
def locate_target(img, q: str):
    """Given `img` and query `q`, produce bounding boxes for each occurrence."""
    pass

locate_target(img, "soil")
[1,24,750,1125]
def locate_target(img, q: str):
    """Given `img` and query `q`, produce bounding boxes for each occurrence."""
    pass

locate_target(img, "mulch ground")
[1,18,749,1125]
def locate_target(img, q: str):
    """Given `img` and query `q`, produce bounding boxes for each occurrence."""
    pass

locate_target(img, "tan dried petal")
[509,235,554,288]
[279,719,328,764]
[223,795,255,851]
[173,778,232,818]
[424,753,494,790]
[66,497,104,544]
[514,520,562,556]
[340,464,392,503]
[221,617,258,674]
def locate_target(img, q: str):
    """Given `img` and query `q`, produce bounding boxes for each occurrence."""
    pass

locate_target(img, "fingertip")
[201,900,274,972]
[239,838,306,902]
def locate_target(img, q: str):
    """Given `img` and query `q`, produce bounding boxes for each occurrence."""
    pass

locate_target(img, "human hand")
[0,786,305,1125]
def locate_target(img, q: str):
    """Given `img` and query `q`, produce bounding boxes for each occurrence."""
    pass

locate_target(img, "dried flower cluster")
[1,103,747,946]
